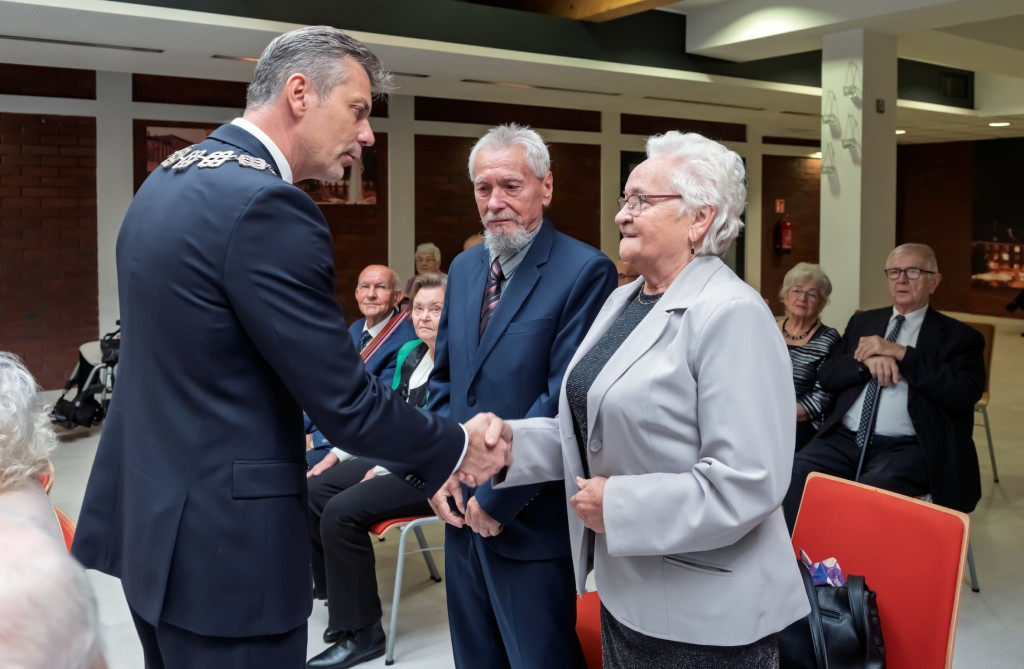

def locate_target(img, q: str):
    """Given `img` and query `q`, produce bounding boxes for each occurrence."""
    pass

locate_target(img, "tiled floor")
[45,312,1024,668]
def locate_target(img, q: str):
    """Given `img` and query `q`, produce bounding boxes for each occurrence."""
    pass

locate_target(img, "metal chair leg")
[384,523,412,666]
[980,406,998,483]
[413,524,442,582]
[967,541,980,593]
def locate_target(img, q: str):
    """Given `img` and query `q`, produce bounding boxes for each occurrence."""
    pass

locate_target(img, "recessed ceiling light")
[810,151,823,159]
[461,79,619,96]
[212,54,258,63]
[895,129,906,135]
[988,122,1011,127]
[0,33,163,53]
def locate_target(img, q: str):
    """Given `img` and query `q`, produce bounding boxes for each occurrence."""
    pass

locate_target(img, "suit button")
[467,396,476,407]
[589,439,602,453]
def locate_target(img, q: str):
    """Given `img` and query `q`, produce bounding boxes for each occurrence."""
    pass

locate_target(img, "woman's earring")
[690,244,695,255]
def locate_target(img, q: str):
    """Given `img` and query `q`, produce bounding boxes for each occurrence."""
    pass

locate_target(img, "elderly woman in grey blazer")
[496,132,809,667]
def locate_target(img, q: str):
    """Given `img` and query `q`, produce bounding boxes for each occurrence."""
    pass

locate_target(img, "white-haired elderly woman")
[0,352,63,546]
[495,131,808,668]
[403,242,445,297]
[778,263,841,450]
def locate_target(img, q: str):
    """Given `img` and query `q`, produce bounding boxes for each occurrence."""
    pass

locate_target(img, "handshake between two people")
[430,412,512,537]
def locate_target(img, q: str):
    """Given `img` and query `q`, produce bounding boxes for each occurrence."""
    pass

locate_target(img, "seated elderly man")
[305,264,416,470]
[0,515,108,669]
[783,243,986,529]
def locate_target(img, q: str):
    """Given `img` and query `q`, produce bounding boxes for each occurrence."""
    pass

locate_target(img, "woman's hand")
[570,476,608,534]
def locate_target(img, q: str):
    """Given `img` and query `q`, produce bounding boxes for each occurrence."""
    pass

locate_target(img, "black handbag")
[778,559,886,669]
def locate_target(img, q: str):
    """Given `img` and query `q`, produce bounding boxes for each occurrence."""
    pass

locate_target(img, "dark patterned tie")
[855,314,906,449]
[359,329,372,351]
[479,258,504,337]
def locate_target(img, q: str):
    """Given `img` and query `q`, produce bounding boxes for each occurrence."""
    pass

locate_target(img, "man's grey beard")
[482,214,532,257]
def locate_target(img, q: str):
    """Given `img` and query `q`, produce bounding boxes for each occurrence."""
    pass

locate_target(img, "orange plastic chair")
[37,458,55,493]
[53,507,76,552]
[791,473,970,669]
[576,591,603,669]
[368,515,443,665]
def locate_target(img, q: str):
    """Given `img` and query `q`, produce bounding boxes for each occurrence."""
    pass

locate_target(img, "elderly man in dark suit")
[783,243,985,529]
[71,26,508,669]
[427,124,617,669]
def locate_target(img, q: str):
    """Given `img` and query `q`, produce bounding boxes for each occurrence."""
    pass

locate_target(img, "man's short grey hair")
[468,124,550,180]
[0,516,104,669]
[888,243,939,272]
[246,25,394,111]
[0,352,56,493]
[415,243,441,263]
[779,262,833,304]
[645,131,747,258]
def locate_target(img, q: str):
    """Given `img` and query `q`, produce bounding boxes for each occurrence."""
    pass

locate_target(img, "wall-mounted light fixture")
[842,114,859,149]
[843,61,861,98]
[822,90,839,127]
[821,144,837,175]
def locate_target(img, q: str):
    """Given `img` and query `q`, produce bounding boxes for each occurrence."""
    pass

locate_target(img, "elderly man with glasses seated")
[782,243,986,530]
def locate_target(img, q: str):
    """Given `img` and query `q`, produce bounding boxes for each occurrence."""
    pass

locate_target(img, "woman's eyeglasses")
[617,194,682,215]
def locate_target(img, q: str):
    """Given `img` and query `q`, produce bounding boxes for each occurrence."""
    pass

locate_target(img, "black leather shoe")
[307,622,385,669]
[322,627,349,644]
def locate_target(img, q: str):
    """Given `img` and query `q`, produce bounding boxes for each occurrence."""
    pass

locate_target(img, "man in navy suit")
[305,264,415,470]
[71,26,508,669]
[783,243,985,529]
[427,124,617,669]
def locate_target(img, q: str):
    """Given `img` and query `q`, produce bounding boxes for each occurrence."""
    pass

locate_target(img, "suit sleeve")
[222,183,463,493]
[603,297,796,556]
[474,254,617,525]
[899,322,985,410]
[817,313,872,395]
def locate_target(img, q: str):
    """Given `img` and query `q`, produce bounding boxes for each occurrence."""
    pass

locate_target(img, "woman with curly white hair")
[496,132,808,667]
[0,351,62,544]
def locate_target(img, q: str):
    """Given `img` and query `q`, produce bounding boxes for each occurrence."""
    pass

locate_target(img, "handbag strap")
[797,560,830,669]
[845,575,870,658]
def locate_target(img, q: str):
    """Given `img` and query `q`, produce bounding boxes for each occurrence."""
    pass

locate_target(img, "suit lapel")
[469,220,553,376]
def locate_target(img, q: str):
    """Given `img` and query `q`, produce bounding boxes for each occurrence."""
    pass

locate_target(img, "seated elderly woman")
[778,263,841,450]
[306,273,447,669]
[0,352,62,546]
[490,132,808,668]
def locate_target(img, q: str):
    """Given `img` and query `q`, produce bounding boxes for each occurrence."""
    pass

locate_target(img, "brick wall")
[896,142,974,313]
[760,155,821,315]
[1,113,98,389]
[413,135,602,273]
[322,134,389,323]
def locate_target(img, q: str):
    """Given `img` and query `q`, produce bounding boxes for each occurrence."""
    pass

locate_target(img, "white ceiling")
[1,0,1023,145]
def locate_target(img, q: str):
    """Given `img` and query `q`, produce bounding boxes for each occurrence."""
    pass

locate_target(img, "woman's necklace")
[635,284,664,306]
[782,318,819,341]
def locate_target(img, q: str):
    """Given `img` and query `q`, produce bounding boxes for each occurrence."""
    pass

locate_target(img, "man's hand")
[854,335,905,363]
[464,498,502,538]
[307,450,339,477]
[863,355,901,387]
[428,476,466,528]
[456,412,512,487]
[570,476,608,534]
[360,468,377,482]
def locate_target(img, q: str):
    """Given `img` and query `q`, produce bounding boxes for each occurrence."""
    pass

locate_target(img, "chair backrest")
[37,458,55,494]
[791,473,969,669]
[53,507,76,552]
[576,591,602,669]
[958,320,994,395]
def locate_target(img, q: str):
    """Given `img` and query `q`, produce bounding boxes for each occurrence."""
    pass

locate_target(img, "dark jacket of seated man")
[783,245,985,528]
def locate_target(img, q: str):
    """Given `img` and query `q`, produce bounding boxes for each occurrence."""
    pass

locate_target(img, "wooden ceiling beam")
[477,0,683,23]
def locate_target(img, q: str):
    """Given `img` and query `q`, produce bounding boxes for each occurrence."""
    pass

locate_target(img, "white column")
[819,30,898,323]
[386,94,417,286]
[94,71,134,337]
[740,129,763,289]
[599,111,622,259]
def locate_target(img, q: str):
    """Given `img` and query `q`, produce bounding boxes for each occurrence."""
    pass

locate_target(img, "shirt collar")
[891,304,928,326]
[231,117,293,183]
[364,309,398,337]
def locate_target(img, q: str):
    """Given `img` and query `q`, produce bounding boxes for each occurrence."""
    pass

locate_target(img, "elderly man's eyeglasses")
[617,194,682,215]
[884,267,936,280]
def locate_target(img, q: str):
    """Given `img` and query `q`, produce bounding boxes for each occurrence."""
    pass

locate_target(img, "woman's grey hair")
[468,124,550,180]
[0,516,104,669]
[246,25,394,111]
[779,262,833,305]
[409,272,448,304]
[416,242,441,263]
[0,352,56,492]
[645,131,747,258]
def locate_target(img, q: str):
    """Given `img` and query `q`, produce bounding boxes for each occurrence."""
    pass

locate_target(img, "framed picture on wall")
[296,146,379,205]
[133,121,217,191]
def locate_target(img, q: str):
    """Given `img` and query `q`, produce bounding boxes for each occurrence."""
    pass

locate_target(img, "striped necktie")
[479,258,504,337]
[359,329,372,351]
[855,314,906,449]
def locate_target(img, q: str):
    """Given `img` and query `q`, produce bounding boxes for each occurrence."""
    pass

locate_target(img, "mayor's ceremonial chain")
[161,145,277,175]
